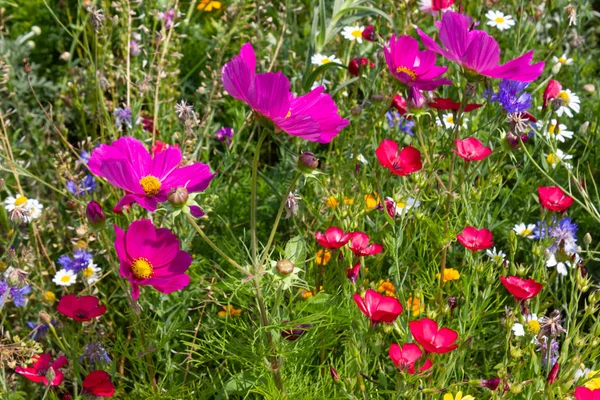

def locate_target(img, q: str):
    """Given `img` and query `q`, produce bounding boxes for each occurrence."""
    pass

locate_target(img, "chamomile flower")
[546,149,573,169]
[546,252,580,276]
[543,119,573,142]
[392,197,420,216]
[53,269,77,287]
[552,54,573,67]
[486,247,508,265]
[436,113,468,129]
[513,223,536,239]
[82,262,101,284]
[4,194,43,224]
[311,53,341,66]
[486,10,516,31]
[310,78,331,91]
[512,313,540,337]
[341,26,365,43]
[555,89,580,118]
[26,199,43,219]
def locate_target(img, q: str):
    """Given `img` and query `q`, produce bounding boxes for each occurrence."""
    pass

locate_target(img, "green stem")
[251,129,269,267]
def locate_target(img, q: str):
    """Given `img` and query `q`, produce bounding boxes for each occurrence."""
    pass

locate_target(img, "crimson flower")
[353,289,402,324]
[15,354,68,386]
[82,370,115,397]
[348,57,375,77]
[362,25,376,42]
[538,186,574,212]
[347,262,361,283]
[428,98,482,112]
[315,227,353,249]
[500,276,543,300]
[575,387,600,400]
[389,343,433,374]
[409,318,459,354]
[151,140,179,156]
[453,138,492,161]
[543,80,562,109]
[348,232,383,257]
[456,227,494,251]
[391,94,408,115]
[57,295,106,322]
[375,139,422,177]
[547,362,560,384]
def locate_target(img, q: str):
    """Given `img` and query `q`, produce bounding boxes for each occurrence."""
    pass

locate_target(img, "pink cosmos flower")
[409,318,459,354]
[389,343,433,374]
[114,219,192,300]
[456,226,494,251]
[538,186,574,212]
[89,137,214,213]
[375,139,422,176]
[57,295,107,322]
[453,138,492,161]
[222,43,349,143]
[315,227,353,249]
[417,11,544,82]
[575,387,600,400]
[384,35,451,91]
[15,354,68,386]
[353,289,402,324]
[499,276,543,300]
[348,232,383,257]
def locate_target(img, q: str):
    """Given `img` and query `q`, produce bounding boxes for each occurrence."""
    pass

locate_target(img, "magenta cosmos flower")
[575,387,600,400]
[384,35,451,91]
[348,232,383,257]
[353,289,402,324]
[409,318,459,354]
[15,354,68,386]
[114,219,192,299]
[417,11,544,82]
[389,343,433,374]
[222,43,349,144]
[315,227,353,249]
[89,137,214,213]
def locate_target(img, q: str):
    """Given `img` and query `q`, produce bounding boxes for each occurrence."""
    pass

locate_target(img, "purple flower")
[536,336,560,367]
[79,151,90,164]
[281,323,312,341]
[488,80,532,113]
[58,250,93,273]
[27,321,55,340]
[114,107,133,130]
[386,111,415,136]
[548,217,578,255]
[158,8,180,29]
[80,342,112,366]
[66,175,97,196]
[215,126,234,142]
[10,285,31,307]
[130,40,141,56]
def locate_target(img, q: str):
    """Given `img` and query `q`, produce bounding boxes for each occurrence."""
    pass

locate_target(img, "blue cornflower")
[58,250,93,273]
[489,79,532,114]
[114,106,133,130]
[0,280,30,308]
[27,321,54,340]
[547,217,578,255]
[386,111,415,136]
[80,342,112,366]
[0,280,8,305]
[79,151,90,164]
[67,175,97,196]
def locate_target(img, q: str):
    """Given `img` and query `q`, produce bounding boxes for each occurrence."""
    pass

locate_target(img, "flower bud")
[407,87,426,109]
[583,84,595,93]
[480,378,501,390]
[348,57,374,77]
[371,94,384,102]
[547,362,560,384]
[41,291,56,306]
[543,80,561,109]
[580,121,590,135]
[85,201,106,227]
[276,259,294,275]
[39,311,52,324]
[584,233,592,246]
[168,187,189,206]
[350,106,362,116]
[329,365,340,381]
[45,366,56,385]
[362,25,376,42]
[298,152,319,171]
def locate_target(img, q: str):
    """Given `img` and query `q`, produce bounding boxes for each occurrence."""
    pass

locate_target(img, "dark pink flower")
[547,362,560,384]
[89,137,214,212]
[409,318,459,354]
[456,226,494,251]
[315,227,353,249]
[348,232,383,257]
[151,140,179,156]
[114,219,192,299]
[538,186,574,212]
[500,276,543,300]
[428,97,482,112]
[418,11,544,82]
[222,43,349,143]
[421,0,454,13]
[391,94,408,115]
[56,295,106,322]
[453,138,492,161]
[575,387,600,400]
[15,354,68,386]
[348,57,375,77]
[82,370,115,397]
[353,289,402,324]
[543,80,562,109]
[347,262,361,283]
[389,343,433,374]
[375,139,422,177]
[362,25,376,42]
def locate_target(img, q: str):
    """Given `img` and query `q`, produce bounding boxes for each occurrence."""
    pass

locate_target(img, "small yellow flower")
[407,296,424,317]
[41,291,56,306]
[584,370,600,389]
[343,197,354,205]
[436,268,460,282]
[527,319,541,335]
[299,288,313,299]
[218,305,242,318]
[376,279,396,297]
[326,196,339,208]
[197,0,222,11]
[364,193,380,209]
[443,392,475,400]
[316,249,332,265]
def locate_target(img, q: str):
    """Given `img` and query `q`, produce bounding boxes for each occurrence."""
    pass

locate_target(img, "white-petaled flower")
[436,113,468,129]
[574,365,592,381]
[53,269,77,286]
[26,199,43,219]
[546,252,580,276]
[542,119,574,142]
[486,247,508,265]
[341,26,364,43]
[311,53,341,66]
[485,10,516,31]
[393,197,420,216]
[310,78,331,91]
[512,314,540,337]
[546,149,573,169]
[513,223,536,239]
[4,194,42,223]
[82,261,101,284]
[552,54,573,67]
[356,154,368,165]
[555,89,580,118]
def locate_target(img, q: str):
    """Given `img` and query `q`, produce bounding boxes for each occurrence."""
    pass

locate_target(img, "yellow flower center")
[527,320,541,334]
[139,175,161,196]
[131,257,154,279]
[83,266,94,278]
[521,229,532,236]
[557,91,570,104]
[61,275,72,283]
[321,58,331,64]
[395,66,417,81]
[558,57,567,64]
[446,115,455,124]
[14,196,28,206]
[285,109,291,118]
[547,153,559,165]
[351,29,362,38]
[548,123,556,135]
[495,17,505,23]
[396,201,407,209]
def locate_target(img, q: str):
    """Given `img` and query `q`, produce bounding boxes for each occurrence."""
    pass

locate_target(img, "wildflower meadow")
[1,0,600,398]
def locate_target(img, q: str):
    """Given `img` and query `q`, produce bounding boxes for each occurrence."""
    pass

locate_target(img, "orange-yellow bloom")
[376,279,396,297]
[364,193,380,209]
[218,305,242,317]
[407,296,424,317]
[436,268,460,282]
[197,0,222,11]
[315,249,332,265]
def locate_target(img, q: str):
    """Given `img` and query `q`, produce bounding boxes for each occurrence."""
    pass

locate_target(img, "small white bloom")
[393,197,420,216]
[436,113,468,129]
[512,313,539,337]
[543,119,573,142]
[4,194,42,223]
[341,26,364,43]
[26,199,43,219]
[486,247,508,264]
[545,149,573,169]
[356,154,368,165]
[552,54,573,67]
[574,365,591,380]
[513,223,536,239]
[546,253,580,276]
[486,10,516,31]
[512,323,525,337]
[53,269,77,286]
[555,89,580,118]
[310,78,331,91]
[82,261,101,284]
[311,53,341,66]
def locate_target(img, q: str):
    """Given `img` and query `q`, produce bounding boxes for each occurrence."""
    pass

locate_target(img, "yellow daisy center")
[495,17,505,23]
[446,115,455,124]
[139,175,161,196]
[558,57,567,64]
[131,257,154,279]
[547,153,559,165]
[527,320,541,334]
[521,229,532,236]
[548,123,556,135]
[557,91,570,104]
[61,275,72,283]
[83,267,94,278]
[396,201,407,209]
[14,196,28,206]
[321,58,331,64]
[351,29,362,38]
[395,66,417,81]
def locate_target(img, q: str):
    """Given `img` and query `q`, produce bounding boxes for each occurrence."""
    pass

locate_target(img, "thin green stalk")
[251,129,269,267]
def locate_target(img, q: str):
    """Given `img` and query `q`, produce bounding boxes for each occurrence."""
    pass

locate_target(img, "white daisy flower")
[393,197,420,216]
[82,261,101,284]
[356,154,368,165]
[310,78,331,91]
[311,53,341,66]
[485,10,516,31]
[513,223,536,239]
[546,149,573,169]
[4,194,43,223]
[26,199,43,219]
[486,247,508,265]
[53,269,77,286]
[341,26,364,43]
[546,252,580,276]
[552,54,573,67]
[543,119,573,142]
[574,365,592,381]
[436,113,468,129]
[512,313,540,337]
[555,89,580,118]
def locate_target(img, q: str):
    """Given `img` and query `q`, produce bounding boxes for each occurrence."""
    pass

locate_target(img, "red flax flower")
[348,57,375,77]
[83,370,115,397]
[453,138,492,161]
[499,276,543,300]
[15,354,68,386]
[348,232,383,257]
[389,343,433,374]
[456,227,494,251]
[57,295,106,322]
[375,139,422,177]
[543,80,562,109]
[347,262,361,283]
[538,186,574,212]
[353,289,402,324]
[575,387,600,400]
[428,98,482,112]
[315,227,353,249]
[409,318,459,354]
[391,94,408,115]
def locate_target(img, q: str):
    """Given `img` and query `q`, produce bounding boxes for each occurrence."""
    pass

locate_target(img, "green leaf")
[284,236,306,268]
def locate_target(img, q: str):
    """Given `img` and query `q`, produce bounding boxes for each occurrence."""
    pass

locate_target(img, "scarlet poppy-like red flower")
[56,295,106,322]
[353,289,402,324]
[347,261,361,283]
[499,276,543,300]
[389,343,433,374]
[348,57,375,77]
[538,186,574,212]
[575,387,600,400]
[543,80,562,109]
[348,232,383,257]
[409,318,459,354]
[456,227,494,251]
[547,362,560,384]
[431,0,455,11]
[453,138,492,161]
[15,354,68,386]
[391,94,408,115]
[428,98,482,112]
[362,25,376,42]
[375,139,422,177]
[315,227,353,249]
[151,140,179,156]
[82,370,115,397]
